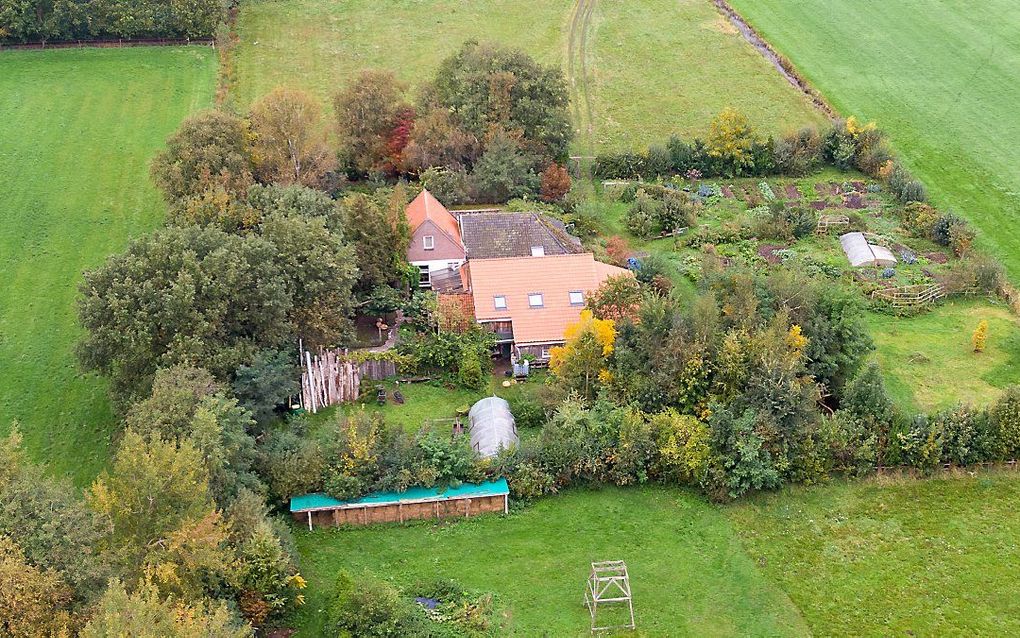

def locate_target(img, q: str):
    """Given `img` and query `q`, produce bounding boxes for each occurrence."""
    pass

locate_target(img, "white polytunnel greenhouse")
[467,396,519,459]
[839,231,898,268]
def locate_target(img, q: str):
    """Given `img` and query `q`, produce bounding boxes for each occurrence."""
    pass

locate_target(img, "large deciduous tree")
[430,40,572,160]
[87,430,216,576]
[150,110,255,207]
[0,536,74,638]
[78,219,356,404]
[333,69,410,175]
[77,225,292,404]
[249,87,336,188]
[82,580,252,638]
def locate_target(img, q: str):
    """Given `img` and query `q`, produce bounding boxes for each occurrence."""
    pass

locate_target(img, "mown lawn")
[727,470,1020,636]
[866,298,1020,413]
[302,372,550,437]
[232,0,824,153]
[291,473,1020,636]
[726,0,1020,281]
[0,48,216,485]
[291,486,809,637]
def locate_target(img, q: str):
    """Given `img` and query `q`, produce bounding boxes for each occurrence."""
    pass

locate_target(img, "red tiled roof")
[405,189,462,248]
[468,254,631,345]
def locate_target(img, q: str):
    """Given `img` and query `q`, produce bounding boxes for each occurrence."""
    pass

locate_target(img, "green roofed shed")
[290,478,510,529]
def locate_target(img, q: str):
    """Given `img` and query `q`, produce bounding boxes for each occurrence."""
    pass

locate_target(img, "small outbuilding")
[291,478,510,529]
[839,232,898,268]
[468,396,519,458]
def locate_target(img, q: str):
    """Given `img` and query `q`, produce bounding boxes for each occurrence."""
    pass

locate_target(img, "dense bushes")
[327,572,498,637]
[0,0,226,44]
[593,113,930,211]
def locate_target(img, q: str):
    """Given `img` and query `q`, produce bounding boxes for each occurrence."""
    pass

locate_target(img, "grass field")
[292,487,809,636]
[866,299,1020,413]
[292,472,1020,636]
[727,0,1020,281]
[233,0,825,153]
[0,48,216,485]
[233,0,570,109]
[586,0,826,152]
[728,470,1020,636]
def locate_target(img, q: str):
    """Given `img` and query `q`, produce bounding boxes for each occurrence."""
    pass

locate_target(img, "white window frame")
[569,290,584,306]
[528,293,544,308]
[540,348,551,359]
[531,245,545,257]
[418,265,431,287]
[494,295,507,310]
[423,235,435,250]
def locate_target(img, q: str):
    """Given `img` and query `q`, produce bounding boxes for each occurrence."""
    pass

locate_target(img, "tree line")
[0,0,226,43]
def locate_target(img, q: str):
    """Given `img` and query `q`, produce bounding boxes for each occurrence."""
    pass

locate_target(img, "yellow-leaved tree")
[973,320,989,353]
[705,107,760,176]
[549,310,616,400]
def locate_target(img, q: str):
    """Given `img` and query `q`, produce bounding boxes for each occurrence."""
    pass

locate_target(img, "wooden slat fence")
[300,348,398,413]
[871,282,946,308]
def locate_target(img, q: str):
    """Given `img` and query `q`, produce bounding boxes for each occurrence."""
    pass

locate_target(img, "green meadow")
[727,0,1020,280]
[232,0,824,152]
[0,47,216,485]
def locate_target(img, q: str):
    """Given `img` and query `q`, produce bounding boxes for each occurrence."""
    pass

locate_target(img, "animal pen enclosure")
[290,479,510,529]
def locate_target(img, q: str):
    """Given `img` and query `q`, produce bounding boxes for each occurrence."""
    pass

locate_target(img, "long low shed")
[290,478,510,529]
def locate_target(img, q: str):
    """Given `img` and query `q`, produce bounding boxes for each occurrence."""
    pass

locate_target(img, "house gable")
[408,219,465,263]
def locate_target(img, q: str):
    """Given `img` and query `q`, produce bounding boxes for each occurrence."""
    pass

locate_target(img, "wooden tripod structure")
[583,560,635,632]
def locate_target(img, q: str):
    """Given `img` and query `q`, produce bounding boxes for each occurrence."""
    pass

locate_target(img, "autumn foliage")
[539,163,571,202]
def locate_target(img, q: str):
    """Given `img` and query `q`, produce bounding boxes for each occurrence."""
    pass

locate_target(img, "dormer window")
[569,291,584,306]
[531,245,545,257]
[528,293,544,308]
[494,295,507,310]
[423,235,435,250]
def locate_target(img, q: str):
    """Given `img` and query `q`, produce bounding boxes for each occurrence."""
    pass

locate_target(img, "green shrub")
[508,394,547,429]
[772,127,822,176]
[933,405,987,466]
[327,571,422,638]
[457,348,485,390]
[706,407,781,500]
[644,144,672,178]
[820,411,876,476]
[897,414,943,474]
[932,213,965,246]
[989,386,1020,459]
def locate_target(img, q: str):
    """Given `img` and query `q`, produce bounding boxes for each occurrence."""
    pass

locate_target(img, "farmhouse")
[464,253,630,360]
[459,211,583,259]
[405,189,466,289]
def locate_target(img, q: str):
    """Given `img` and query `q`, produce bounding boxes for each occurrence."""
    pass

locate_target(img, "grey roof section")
[459,212,583,260]
[468,396,519,459]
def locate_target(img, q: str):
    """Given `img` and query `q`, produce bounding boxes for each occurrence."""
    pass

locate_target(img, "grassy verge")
[291,486,809,636]
[727,470,1020,635]
[866,298,1020,413]
[726,0,1020,281]
[0,47,216,485]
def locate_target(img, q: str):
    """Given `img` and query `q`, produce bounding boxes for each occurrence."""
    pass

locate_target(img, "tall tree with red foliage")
[540,163,571,202]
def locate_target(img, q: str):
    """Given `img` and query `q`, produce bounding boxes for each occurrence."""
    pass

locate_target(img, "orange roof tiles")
[468,253,631,345]
[405,189,462,248]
